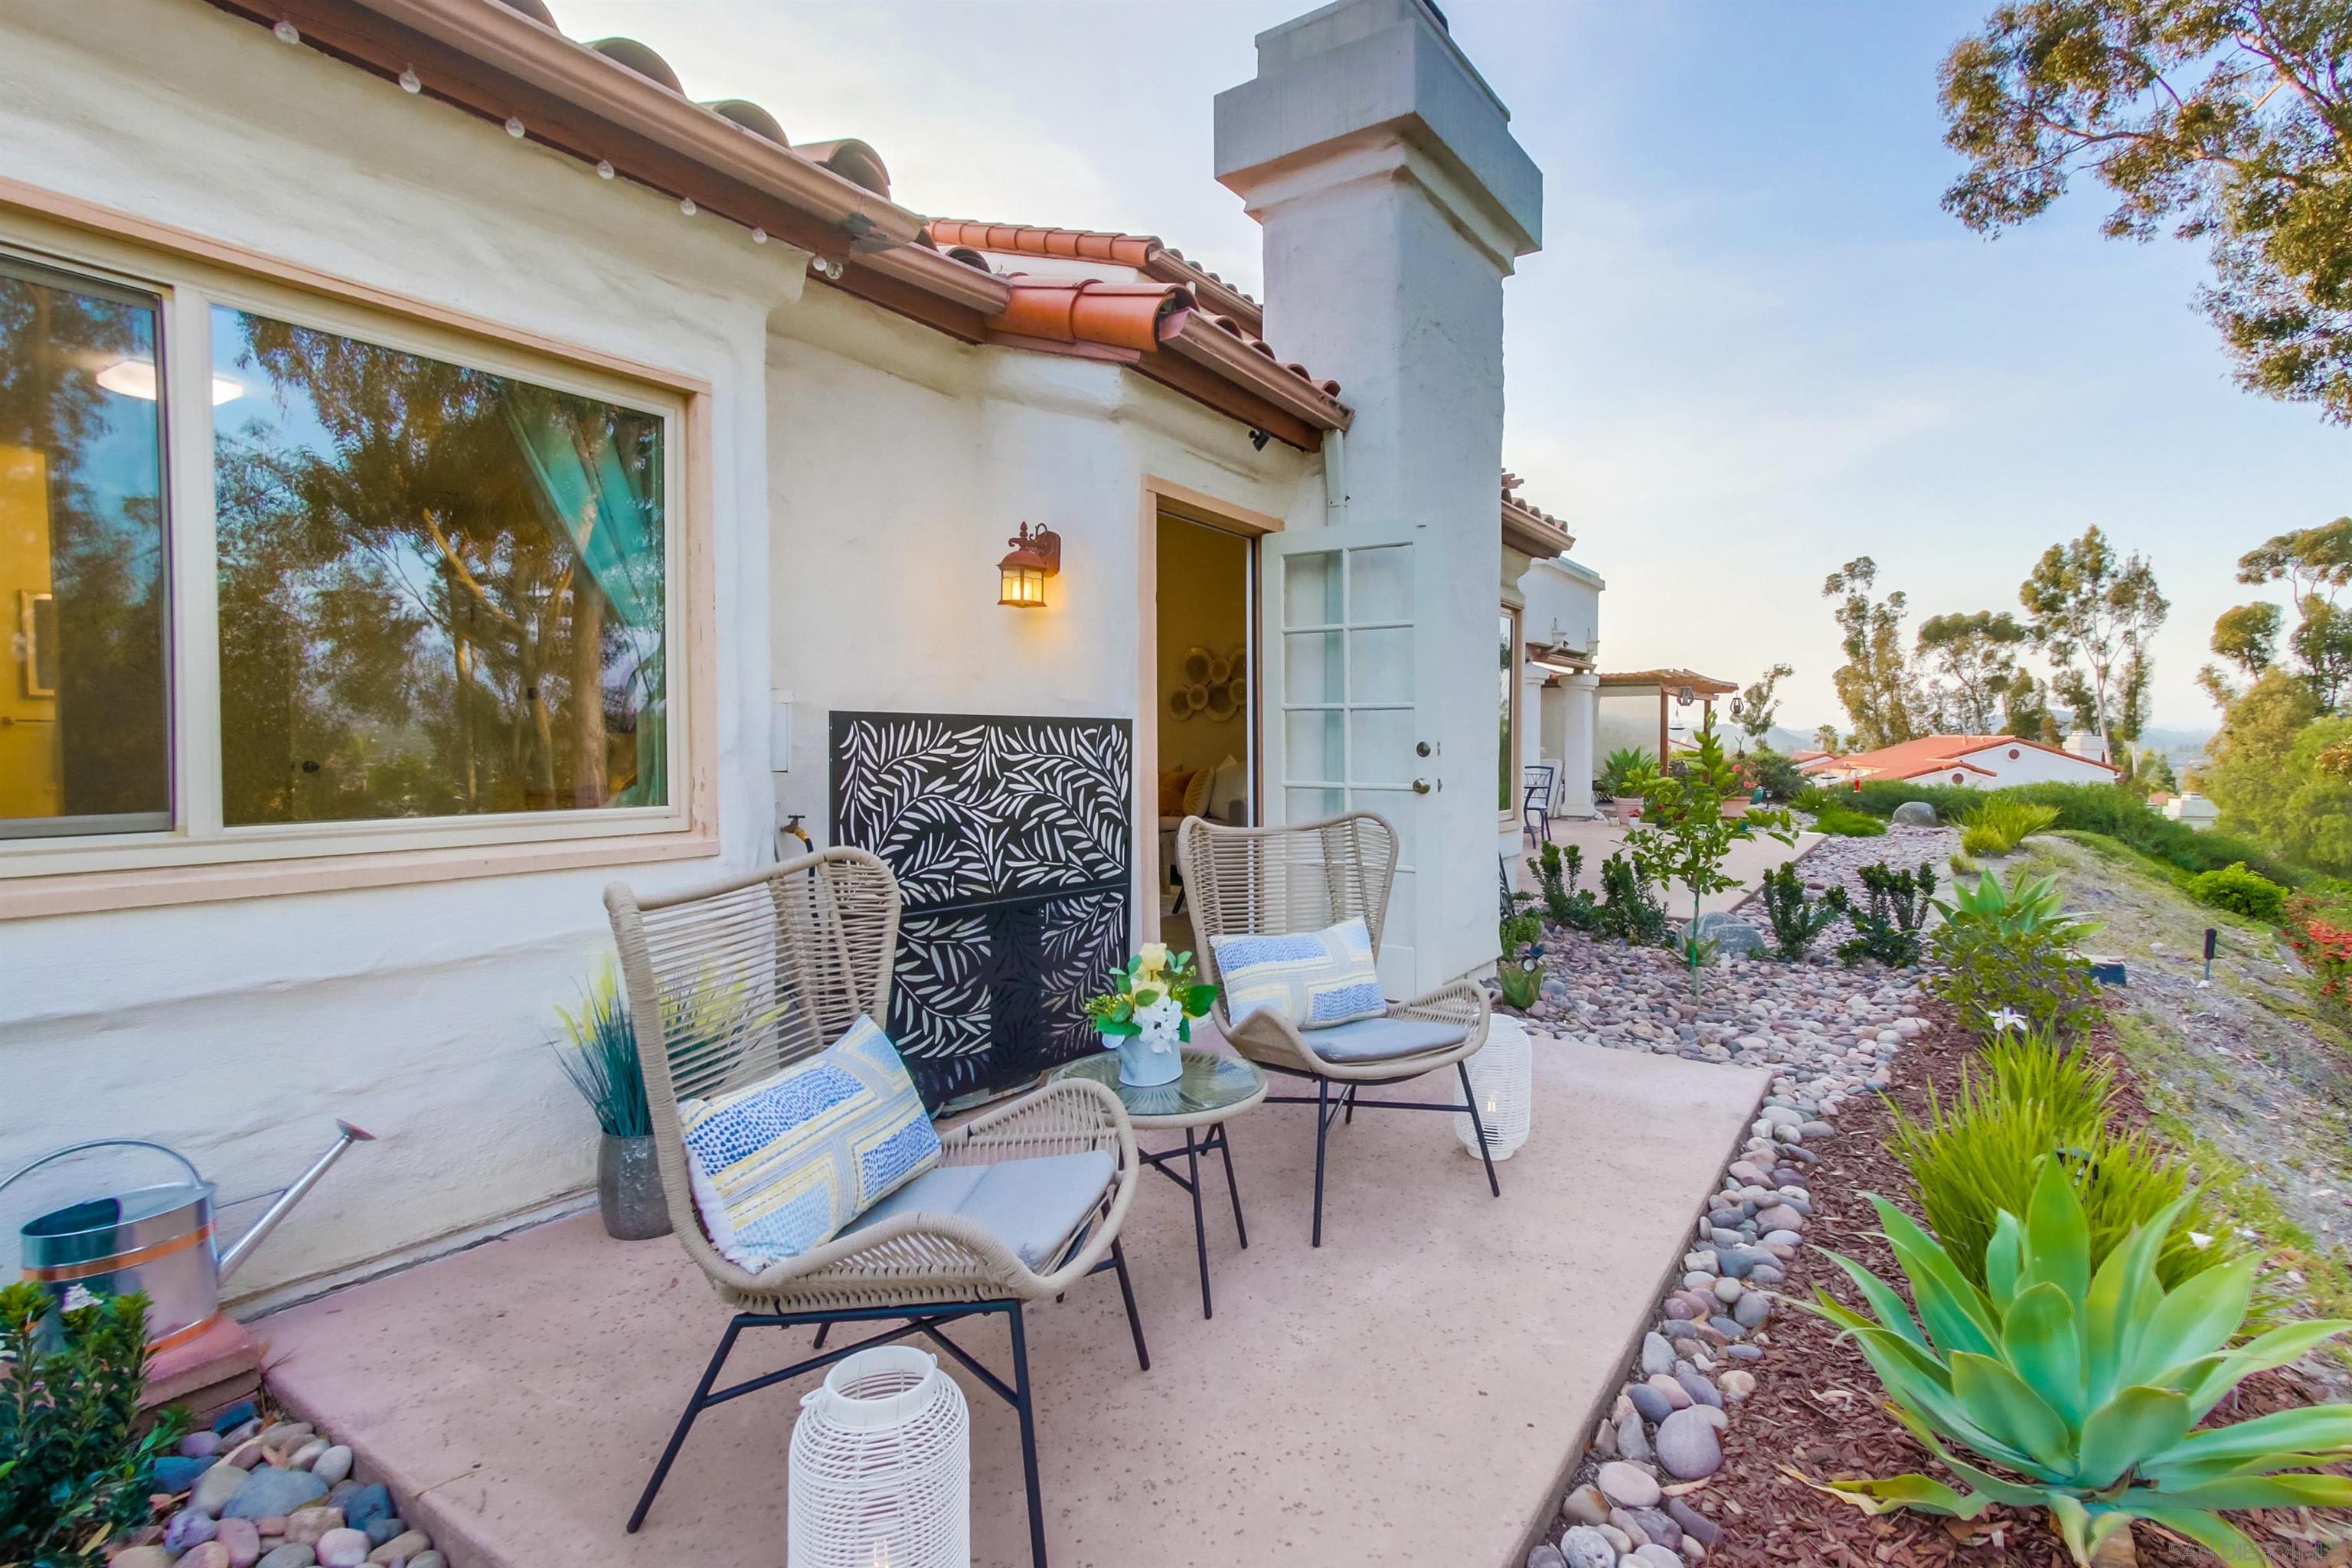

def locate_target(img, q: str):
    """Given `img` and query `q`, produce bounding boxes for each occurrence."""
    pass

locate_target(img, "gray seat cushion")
[1308,1016,1468,1063]
[840,1150,1114,1268]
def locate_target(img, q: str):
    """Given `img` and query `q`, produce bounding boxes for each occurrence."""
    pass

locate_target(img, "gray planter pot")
[597,1133,672,1240]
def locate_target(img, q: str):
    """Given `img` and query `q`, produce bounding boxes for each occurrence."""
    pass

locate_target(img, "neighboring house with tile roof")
[0,0,1549,1298]
[1802,734,2125,789]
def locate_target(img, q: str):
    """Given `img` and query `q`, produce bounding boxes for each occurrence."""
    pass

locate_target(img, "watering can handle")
[0,1138,203,1200]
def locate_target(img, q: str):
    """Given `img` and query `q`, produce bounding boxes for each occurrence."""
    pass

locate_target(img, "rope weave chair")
[1177,811,1500,1246]
[606,848,1148,1568]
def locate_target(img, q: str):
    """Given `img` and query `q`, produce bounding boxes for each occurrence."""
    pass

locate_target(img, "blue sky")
[557,0,2349,736]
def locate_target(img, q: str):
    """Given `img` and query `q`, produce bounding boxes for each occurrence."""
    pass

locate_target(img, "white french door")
[1260,521,1437,998]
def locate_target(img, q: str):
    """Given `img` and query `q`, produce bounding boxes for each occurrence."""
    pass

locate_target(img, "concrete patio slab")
[258,1037,1765,1568]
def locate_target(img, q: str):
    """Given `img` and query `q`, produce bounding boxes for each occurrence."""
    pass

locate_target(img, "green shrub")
[1929,921,2103,1041]
[1759,861,1847,961]
[1743,747,1808,804]
[0,1285,187,1568]
[1496,960,1542,1009]
[1844,779,2308,885]
[2189,861,2288,923]
[1597,746,1652,798]
[1886,1050,2234,1297]
[1934,867,2097,943]
[1596,850,1669,946]
[1805,1160,2349,1566]
[1959,795,2060,855]
[1837,860,1936,966]
[1812,804,1887,838]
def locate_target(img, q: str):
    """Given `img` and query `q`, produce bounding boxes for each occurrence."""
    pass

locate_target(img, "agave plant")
[1805,1160,2352,1566]
[1934,867,2099,944]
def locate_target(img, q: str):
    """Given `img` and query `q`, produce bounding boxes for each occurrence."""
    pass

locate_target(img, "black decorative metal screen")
[830,711,1132,1107]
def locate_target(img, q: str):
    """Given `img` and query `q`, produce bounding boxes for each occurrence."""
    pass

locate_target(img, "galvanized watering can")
[2,1122,373,1350]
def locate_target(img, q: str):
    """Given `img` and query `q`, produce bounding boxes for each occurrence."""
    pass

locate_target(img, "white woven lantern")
[1455,1014,1532,1161]
[789,1345,970,1568]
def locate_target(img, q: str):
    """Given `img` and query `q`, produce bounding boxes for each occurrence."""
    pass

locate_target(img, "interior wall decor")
[831,710,1132,1106]
[1168,645,1246,723]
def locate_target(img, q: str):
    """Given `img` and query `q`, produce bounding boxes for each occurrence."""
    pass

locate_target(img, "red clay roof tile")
[926,217,1264,329]
[993,276,1194,354]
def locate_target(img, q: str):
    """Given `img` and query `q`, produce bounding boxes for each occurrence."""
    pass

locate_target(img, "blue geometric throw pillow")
[677,1015,940,1270]
[1210,917,1384,1030]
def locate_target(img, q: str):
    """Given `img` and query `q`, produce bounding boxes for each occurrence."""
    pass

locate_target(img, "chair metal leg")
[1343,1083,1357,1125]
[1312,1076,1331,1248]
[1109,1236,1151,1371]
[1459,1060,1502,1198]
[1214,1124,1248,1250]
[811,1321,830,1350]
[1008,1303,1049,1568]
[628,1314,746,1532]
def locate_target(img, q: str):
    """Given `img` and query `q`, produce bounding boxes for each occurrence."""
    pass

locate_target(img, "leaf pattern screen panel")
[830,712,1132,1107]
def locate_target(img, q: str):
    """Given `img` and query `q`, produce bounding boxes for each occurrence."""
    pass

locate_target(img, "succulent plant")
[1804,1159,2352,1566]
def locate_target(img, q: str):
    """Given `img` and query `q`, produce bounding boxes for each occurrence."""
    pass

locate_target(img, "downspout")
[1322,427,1348,525]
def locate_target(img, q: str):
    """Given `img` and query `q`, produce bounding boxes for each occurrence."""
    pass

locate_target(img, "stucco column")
[1558,671,1599,818]
[1217,0,1541,984]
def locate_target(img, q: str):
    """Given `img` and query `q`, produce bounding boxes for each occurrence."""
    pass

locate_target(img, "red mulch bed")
[1681,1006,2352,1568]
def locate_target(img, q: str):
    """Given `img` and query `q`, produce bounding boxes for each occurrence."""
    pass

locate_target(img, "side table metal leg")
[1185,1128,1212,1318]
[1214,1124,1248,1249]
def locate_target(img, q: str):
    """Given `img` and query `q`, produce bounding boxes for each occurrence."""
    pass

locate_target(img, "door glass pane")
[1283,630,1342,704]
[1349,626,1410,704]
[1282,549,1341,626]
[1286,786,1342,822]
[213,306,667,825]
[1284,709,1343,783]
[1348,707,1413,786]
[1348,544,1411,623]
[0,260,171,838]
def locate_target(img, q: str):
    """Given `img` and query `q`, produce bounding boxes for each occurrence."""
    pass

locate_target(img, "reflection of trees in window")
[214,311,665,825]
[0,264,169,828]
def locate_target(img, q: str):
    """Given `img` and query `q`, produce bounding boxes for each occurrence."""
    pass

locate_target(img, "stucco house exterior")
[0,0,1557,1309]
[1799,733,2125,789]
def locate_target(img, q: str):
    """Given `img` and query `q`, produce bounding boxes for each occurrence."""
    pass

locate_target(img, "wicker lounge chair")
[1176,811,1501,1246]
[606,848,1149,1568]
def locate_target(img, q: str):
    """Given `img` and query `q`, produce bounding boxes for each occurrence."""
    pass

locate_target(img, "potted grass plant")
[554,962,669,1240]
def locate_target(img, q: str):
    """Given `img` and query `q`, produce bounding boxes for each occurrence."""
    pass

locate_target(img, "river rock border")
[1513,920,1935,1568]
[114,1398,443,1568]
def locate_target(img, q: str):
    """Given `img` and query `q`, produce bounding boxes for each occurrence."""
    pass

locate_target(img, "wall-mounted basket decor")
[1169,645,1246,723]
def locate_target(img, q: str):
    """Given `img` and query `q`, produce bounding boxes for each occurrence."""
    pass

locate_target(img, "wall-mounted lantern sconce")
[998,522,1061,609]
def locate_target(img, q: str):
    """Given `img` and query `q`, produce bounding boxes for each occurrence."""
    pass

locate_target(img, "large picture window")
[212,307,666,825]
[0,234,688,888]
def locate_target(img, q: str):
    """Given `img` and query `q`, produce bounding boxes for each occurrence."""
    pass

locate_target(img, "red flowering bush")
[2285,894,2352,1001]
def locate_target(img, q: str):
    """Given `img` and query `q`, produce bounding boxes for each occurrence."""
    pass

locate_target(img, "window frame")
[0,195,717,913]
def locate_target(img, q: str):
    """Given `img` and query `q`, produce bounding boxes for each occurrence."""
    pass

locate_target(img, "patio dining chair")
[1522,761,1557,846]
[606,849,1149,1568]
[1177,811,1500,1247]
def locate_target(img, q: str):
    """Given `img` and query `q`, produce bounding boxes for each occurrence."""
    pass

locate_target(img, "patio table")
[1048,1048,1265,1319]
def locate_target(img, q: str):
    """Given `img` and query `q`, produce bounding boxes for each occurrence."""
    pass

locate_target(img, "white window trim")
[0,202,714,903]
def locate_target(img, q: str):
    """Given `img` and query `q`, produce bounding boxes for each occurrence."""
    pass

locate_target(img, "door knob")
[1415,741,1432,757]
[1412,778,1435,795]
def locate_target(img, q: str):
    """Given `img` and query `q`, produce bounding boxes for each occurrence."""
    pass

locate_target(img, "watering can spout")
[216,1120,374,1282]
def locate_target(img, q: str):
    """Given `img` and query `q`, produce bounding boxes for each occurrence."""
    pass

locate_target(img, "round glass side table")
[1050,1048,1266,1318]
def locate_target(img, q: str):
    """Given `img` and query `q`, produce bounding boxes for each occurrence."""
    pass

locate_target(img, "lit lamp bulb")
[995,522,1060,609]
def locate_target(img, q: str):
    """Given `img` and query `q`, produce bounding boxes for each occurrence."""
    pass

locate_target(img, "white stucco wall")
[0,0,793,1308]
[1917,743,2122,790]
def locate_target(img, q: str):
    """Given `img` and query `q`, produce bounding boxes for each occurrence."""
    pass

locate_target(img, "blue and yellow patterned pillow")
[1211,918,1385,1030]
[677,1016,940,1270]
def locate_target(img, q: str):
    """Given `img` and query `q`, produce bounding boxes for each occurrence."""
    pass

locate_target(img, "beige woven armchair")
[1177,811,1500,1246]
[606,848,1148,1568]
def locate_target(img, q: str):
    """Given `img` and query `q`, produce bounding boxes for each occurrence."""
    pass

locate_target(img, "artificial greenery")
[2188,861,2287,923]
[552,962,654,1138]
[1886,1037,2233,1297]
[1837,860,1936,967]
[0,1285,187,1568]
[1929,921,2103,1042]
[1620,711,1795,992]
[1758,861,1848,962]
[1596,851,1671,947]
[1803,1161,2347,1567]
[1083,942,1217,1040]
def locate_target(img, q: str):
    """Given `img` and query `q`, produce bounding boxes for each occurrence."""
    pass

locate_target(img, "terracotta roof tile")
[992,276,1193,354]
[926,217,1264,329]
[1830,734,2122,780]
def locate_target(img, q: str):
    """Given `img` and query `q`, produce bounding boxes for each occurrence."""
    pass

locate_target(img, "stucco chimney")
[1214,0,1541,986]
